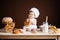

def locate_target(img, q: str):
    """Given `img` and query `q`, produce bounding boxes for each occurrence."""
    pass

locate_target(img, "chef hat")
[30,8,40,18]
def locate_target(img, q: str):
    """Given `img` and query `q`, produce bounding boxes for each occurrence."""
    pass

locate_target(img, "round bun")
[13,29,20,34]
[2,17,13,24]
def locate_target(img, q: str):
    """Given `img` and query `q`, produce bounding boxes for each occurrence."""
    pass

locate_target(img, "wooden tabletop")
[0,28,60,36]
[0,29,60,39]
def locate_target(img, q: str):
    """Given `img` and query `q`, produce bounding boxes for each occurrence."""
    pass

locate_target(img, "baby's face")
[28,12,35,19]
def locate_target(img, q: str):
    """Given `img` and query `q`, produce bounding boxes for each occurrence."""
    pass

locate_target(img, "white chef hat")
[30,8,40,18]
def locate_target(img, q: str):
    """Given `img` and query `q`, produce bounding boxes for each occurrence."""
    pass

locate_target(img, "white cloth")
[28,25,37,31]
[23,25,37,32]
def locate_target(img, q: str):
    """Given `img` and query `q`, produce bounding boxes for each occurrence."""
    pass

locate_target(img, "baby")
[23,8,40,33]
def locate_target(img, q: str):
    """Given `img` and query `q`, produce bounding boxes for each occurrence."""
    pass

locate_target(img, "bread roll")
[13,29,20,34]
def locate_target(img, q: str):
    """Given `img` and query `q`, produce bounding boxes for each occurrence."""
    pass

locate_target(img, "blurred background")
[0,0,60,28]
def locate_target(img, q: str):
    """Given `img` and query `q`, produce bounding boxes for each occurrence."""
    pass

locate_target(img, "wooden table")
[0,29,60,40]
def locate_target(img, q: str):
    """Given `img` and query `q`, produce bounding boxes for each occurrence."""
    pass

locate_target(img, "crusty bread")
[4,22,15,32]
[13,29,20,34]
[24,21,30,26]
[49,25,58,34]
